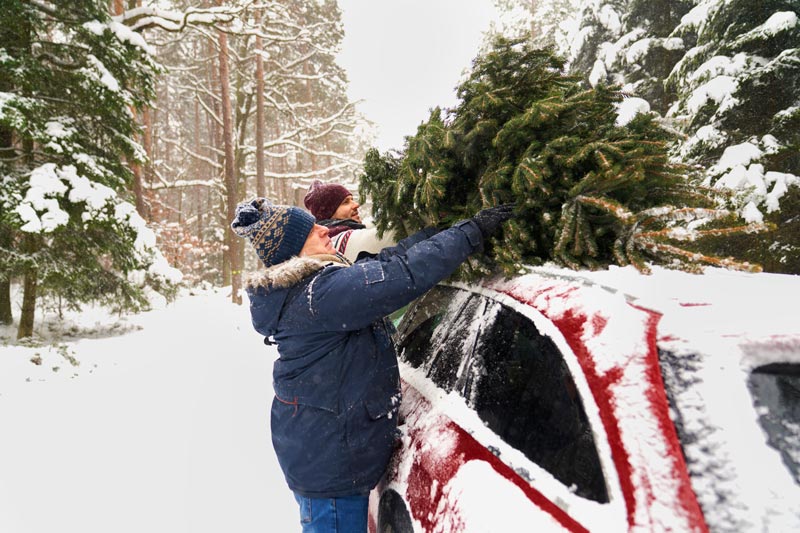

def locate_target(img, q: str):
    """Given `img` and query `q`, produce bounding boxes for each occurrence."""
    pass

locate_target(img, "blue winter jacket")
[245,221,483,498]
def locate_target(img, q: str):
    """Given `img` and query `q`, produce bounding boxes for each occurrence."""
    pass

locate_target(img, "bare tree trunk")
[16,18,37,339]
[530,0,536,40]
[1,0,33,326]
[216,11,242,304]
[0,283,11,326]
[0,226,12,325]
[194,84,204,241]
[131,140,147,217]
[208,42,230,287]
[17,270,37,339]
[17,235,39,339]
[255,9,266,197]
[0,90,13,325]
[303,58,318,174]
[142,104,153,213]
[273,122,290,203]
[114,0,148,219]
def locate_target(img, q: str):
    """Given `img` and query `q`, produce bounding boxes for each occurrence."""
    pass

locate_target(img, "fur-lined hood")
[245,254,348,341]
[245,254,347,291]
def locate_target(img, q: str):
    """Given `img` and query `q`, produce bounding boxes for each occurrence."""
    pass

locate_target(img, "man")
[303,179,363,235]
[230,197,514,533]
[303,179,394,262]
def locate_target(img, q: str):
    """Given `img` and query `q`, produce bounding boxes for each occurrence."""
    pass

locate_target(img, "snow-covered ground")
[0,288,298,533]
[2,265,799,532]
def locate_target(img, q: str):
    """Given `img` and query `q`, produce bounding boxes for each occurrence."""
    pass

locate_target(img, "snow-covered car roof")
[529,265,800,353]
[479,265,800,531]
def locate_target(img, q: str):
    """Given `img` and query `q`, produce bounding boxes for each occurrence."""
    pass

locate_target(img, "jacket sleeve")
[334,227,399,262]
[367,226,440,262]
[292,220,482,332]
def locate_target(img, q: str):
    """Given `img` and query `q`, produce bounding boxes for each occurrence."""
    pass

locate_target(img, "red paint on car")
[633,304,709,532]
[401,387,590,533]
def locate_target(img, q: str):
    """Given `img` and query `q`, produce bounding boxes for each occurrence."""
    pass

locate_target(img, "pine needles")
[359,37,770,278]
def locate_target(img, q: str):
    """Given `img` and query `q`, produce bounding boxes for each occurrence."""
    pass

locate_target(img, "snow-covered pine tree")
[0,1,180,339]
[516,0,697,113]
[360,37,766,278]
[510,0,800,272]
[577,0,692,114]
[666,0,800,272]
[497,0,694,128]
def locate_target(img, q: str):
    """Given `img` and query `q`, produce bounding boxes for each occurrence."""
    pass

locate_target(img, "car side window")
[398,289,609,502]
[398,287,484,391]
[464,302,609,503]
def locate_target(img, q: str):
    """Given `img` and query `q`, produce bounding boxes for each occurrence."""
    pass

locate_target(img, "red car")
[368,266,800,532]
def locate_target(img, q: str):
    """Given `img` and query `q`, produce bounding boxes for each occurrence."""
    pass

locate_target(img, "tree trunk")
[302,56,318,174]
[142,104,153,214]
[193,80,204,242]
[216,12,242,304]
[113,0,148,219]
[0,226,12,325]
[17,269,36,339]
[208,41,230,286]
[273,122,290,203]
[255,9,266,197]
[0,278,11,325]
[131,145,147,217]
[0,102,13,326]
[17,23,36,339]
[0,0,28,325]
[16,236,39,339]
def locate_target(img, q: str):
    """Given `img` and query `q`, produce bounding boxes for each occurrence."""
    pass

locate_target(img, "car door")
[456,297,608,504]
[388,285,624,531]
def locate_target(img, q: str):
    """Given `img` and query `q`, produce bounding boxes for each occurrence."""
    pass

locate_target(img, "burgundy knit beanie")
[303,180,351,220]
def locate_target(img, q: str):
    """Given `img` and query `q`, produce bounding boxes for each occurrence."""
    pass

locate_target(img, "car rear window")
[748,363,800,486]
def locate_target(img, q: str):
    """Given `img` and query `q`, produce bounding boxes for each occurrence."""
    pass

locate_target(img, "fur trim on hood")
[245,254,347,290]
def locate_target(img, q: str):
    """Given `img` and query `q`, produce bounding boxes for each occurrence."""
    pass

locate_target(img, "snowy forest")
[1,0,798,340]
[514,0,800,273]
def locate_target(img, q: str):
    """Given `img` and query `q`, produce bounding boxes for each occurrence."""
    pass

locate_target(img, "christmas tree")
[360,37,767,277]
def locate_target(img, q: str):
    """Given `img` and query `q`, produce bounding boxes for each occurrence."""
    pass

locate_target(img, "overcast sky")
[336,0,502,152]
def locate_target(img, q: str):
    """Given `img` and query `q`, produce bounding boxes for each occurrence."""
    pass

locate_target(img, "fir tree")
[0,1,177,338]
[667,0,800,272]
[582,0,692,114]
[360,37,765,278]
[498,0,800,273]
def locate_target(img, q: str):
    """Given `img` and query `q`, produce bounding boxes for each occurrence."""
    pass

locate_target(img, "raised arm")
[290,221,482,332]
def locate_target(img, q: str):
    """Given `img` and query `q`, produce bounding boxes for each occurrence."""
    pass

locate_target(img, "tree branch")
[116,5,243,33]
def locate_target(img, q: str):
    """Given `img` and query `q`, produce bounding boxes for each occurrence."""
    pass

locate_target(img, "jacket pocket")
[274,381,338,415]
[364,392,399,420]
[346,387,400,447]
[358,261,386,285]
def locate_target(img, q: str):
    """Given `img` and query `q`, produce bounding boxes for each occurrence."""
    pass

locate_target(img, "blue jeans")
[293,493,369,533]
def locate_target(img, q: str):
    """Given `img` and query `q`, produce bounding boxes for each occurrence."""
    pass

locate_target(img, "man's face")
[299,224,336,256]
[333,195,361,223]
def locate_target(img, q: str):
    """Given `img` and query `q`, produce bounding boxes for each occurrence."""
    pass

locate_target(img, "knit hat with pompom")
[230,198,315,268]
